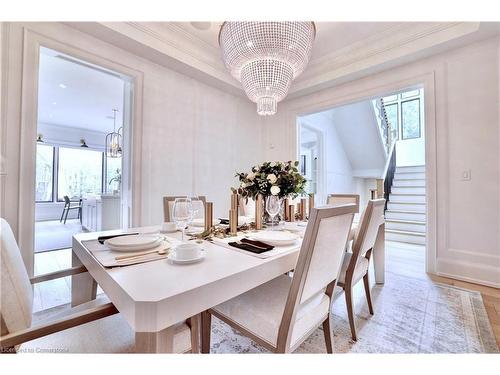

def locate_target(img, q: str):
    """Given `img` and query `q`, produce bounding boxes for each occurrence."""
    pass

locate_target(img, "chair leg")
[201,310,212,354]
[345,286,357,341]
[60,208,66,222]
[363,273,374,315]
[322,316,334,353]
[64,208,70,224]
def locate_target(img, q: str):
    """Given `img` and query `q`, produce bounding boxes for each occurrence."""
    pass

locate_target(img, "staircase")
[385,165,426,245]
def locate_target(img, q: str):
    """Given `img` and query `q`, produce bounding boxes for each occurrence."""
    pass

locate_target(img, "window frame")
[56,146,105,202]
[401,98,421,140]
[35,144,56,203]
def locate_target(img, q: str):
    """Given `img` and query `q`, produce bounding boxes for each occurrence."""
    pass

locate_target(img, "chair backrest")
[239,197,256,218]
[0,218,33,334]
[162,196,207,222]
[326,194,360,213]
[345,199,385,282]
[63,195,71,206]
[277,204,356,349]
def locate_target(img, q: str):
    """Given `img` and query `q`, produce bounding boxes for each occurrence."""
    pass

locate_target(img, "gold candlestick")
[284,198,289,221]
[231,191,239,216]
[300,198,307,221]
[255,194,263,230]
[204,202,213,232]
[308,194,314,218]
[289,205,295,222]
[229,209,238,235]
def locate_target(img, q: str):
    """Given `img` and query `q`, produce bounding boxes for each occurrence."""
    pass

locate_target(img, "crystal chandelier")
[219,22,315,116]
[105,109,122,158]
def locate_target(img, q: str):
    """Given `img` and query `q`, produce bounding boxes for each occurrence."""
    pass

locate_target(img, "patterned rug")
[32,262,498,353]
[209,276,499,353]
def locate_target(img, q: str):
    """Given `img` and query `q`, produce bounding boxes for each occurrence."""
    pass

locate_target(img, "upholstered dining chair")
[327,194,360,243]
[326,194,360,213]
[336,198,385,341]
[201,204,357,353]
[163,196,207,222]
[0,218,198,353]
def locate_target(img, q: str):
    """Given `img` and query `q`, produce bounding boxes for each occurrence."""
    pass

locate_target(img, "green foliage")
[234,161,306,200]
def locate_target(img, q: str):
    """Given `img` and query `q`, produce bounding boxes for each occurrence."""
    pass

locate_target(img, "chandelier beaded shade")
[219,22,315,116]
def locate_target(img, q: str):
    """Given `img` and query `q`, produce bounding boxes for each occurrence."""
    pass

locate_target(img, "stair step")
[385,210,426,221]
[387,202,426,212]
[393,179,425,187]
[389,193,426,203]
[391,186,425,195]
[395,165,425,173]
[386,219,426,232]
[385,229,426,245]
[394,172,425,180]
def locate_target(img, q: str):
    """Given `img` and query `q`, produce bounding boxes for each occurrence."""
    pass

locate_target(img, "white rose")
[270,185,280,196]
[270,161,277,167]
[247,172,255,180]
[267,173,277,184]
[240,182,247,188]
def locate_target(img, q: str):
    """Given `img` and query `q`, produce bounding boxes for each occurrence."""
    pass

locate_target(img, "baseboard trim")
[436,258,500,288]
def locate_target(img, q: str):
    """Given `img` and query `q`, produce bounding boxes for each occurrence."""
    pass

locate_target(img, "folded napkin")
[228,238,274,254]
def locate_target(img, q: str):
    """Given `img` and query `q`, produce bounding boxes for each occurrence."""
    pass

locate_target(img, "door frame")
[289,72,437,274]
[17,27,144,275]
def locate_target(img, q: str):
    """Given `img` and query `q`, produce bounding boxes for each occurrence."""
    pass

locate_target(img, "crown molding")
[289,22,481,96]
[75,22,488,101]
[98,22,240,90]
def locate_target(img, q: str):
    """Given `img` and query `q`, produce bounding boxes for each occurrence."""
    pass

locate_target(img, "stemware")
[266,195,282,231]
[190,196,205,221]
[172,197,193,241]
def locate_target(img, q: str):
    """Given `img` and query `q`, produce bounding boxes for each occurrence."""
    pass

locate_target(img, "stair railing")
[382,140,397,211]
[373,98,394,154]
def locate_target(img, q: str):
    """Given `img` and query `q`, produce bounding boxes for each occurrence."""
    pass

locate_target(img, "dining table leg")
[71,250,97,307]
[135,327,176,353]
[372,222,385,284]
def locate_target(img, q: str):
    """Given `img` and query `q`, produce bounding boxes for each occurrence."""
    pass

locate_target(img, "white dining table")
[71,220,385,353]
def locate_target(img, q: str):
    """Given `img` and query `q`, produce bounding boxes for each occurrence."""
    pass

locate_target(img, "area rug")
[32,274,498,353]
[209,278,499,353]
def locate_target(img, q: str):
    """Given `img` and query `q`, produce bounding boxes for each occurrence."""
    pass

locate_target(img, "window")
[384,103,399,140]
[35,144,54,202]
[106,157,122,193]
[57,147,103,201]
[401,99,421,139]
[382,88,423,141]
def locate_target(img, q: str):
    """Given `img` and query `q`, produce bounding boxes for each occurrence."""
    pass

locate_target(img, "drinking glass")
[266,196,282,231]
[172,197,193,241]
[190,196,204,220]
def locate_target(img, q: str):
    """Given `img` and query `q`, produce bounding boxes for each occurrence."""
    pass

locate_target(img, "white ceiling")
[174,21,398,61]
[37,47,126,134]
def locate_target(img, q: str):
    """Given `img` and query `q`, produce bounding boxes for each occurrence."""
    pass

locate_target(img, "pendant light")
[105,109,122,158]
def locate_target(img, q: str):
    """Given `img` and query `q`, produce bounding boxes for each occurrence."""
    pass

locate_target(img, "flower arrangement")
[233,161,307,200]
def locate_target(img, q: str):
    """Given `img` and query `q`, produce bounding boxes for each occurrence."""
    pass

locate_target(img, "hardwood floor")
[33,241,500,348]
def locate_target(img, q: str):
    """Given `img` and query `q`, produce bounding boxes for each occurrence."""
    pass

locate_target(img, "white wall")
[299,111,375,214]
[263,36,500,287]
[1,22,265,273]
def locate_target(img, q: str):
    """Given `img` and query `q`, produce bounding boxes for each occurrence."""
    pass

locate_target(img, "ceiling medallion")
[219,22,316,116]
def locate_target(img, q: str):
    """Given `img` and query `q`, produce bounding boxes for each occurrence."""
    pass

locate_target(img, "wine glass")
[266,195,282,231]
[191,198,205,224]
[172,197,193,241]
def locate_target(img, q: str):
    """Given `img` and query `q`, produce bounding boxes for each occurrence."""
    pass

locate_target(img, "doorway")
[33,47,133,311]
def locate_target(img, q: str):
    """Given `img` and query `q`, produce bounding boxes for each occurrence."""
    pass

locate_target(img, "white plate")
[105,235,162,252]
[191,218,221,227]
[168,250,205,264]
[250,231,299,246]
